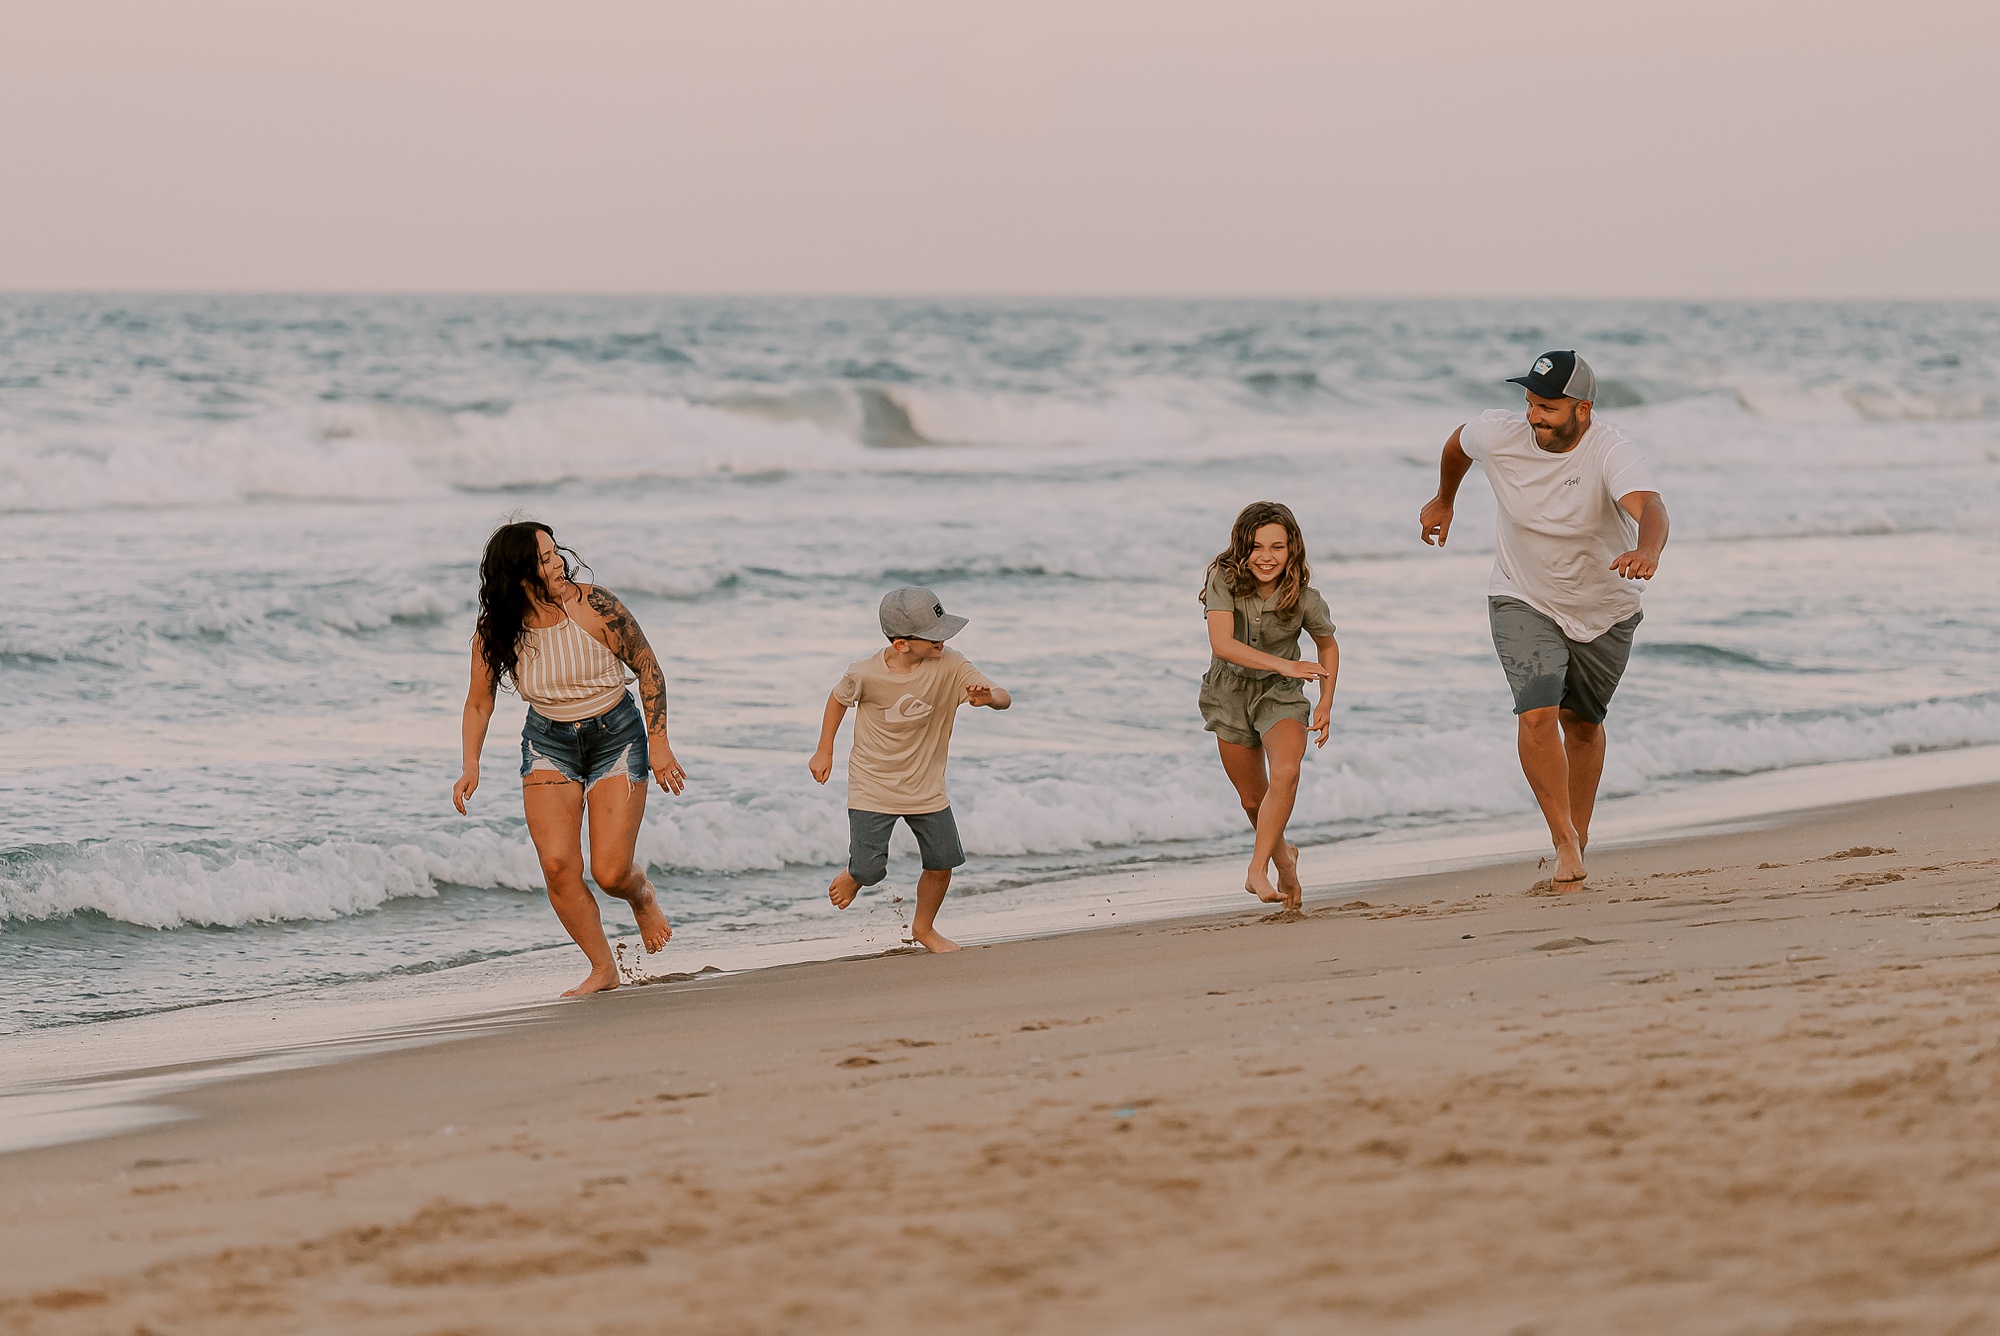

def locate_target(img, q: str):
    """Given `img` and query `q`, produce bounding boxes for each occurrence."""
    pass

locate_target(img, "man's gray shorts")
[847,807,965,887]
[1488,597,1642,724]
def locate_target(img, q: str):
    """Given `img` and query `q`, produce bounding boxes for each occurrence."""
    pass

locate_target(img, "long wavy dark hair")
[473,520,585,691]
[1203,501,1311,615]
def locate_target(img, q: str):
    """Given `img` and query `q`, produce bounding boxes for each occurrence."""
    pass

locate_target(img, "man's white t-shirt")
[1460,409,1659,641]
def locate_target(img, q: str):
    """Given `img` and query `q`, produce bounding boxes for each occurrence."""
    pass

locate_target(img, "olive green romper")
[1198,566,1336,748]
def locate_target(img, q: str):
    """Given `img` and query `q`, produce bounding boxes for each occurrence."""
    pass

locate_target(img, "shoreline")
[4,775,1998,1331]
[5,743,1999,1157]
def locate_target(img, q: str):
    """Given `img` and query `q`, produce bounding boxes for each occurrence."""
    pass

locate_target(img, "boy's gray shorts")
[1488,597,1643,724]
[847,807,965,886]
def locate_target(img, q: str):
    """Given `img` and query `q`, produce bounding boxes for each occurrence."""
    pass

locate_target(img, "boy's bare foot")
[1552,841,1588,884]
[911,926,961,953]
[1275,843,1303,911]
[562,966,620,997]
[631,880,672,953]
[829,869,861,910]
[1245,868,1283,903]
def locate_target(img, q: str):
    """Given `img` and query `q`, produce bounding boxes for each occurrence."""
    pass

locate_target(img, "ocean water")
[2,296,1996,1037]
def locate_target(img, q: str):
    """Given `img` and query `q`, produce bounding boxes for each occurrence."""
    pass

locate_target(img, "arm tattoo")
[586,587,669,737]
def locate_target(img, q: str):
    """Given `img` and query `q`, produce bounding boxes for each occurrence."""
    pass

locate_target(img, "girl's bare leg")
[523,776,619,996]
[586,774,669,952]
[1217,738,1285,903]
[910,869,959,953]
[1251,721,1308,910]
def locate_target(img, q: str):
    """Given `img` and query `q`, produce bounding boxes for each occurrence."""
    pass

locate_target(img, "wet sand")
[5,782,2000,1335]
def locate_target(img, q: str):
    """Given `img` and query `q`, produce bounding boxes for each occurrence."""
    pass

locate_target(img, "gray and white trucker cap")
[879,587,968,642]
[1507,350,1597,402]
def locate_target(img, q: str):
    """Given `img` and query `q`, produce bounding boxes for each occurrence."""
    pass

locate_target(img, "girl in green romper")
[1199,501,1339,910]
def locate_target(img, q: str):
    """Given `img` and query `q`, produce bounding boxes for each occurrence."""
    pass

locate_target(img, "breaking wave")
[7,693,1994,931]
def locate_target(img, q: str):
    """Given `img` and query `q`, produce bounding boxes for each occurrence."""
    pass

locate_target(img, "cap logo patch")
[1534,357,1554,376]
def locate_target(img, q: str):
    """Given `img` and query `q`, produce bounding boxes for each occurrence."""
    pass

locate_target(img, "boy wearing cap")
[1419,350,1670,888]
[809,587,1011,953]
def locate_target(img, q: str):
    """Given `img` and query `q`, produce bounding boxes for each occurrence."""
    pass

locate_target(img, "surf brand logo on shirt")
[1563,477,1581,485]
[884,693,935,723]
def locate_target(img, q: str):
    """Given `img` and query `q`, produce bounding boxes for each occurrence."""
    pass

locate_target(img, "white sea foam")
[9,694,1994,931]
[0,829,545,929]
[2,376,1994,520]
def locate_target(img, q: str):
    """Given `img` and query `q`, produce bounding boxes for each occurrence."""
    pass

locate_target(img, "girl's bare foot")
[1245,868,1283,903]
[562,966,620,997]
[631,880,672,953]
[1275,842,1303,911]
[829,870,861,909]
[911,926,961,953]
[1552,841,1588,884]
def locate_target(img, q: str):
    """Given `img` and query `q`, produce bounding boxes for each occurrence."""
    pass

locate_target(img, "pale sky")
[2,0,1994,297]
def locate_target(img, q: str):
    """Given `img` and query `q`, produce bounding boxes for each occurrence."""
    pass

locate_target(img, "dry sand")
[5,782,2000,1335]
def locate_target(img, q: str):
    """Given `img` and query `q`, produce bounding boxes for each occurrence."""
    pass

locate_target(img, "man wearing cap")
[1419,351,1670,887]
[809,586,1011,951]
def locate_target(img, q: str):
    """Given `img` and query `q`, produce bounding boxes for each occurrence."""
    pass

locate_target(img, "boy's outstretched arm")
[810,692,849,784]
[966,683,1011,710]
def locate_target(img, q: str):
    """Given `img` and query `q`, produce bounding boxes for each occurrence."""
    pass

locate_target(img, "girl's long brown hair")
[1203,501,1311,615]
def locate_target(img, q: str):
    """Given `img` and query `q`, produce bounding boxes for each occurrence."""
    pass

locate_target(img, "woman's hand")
[452,766,479,814]
[1310,711,1332,749]
[1278,659,1331,682]
[650,737,687,796]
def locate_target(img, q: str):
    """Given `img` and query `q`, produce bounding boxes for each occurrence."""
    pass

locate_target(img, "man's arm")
[809,692,849,784]
[1611,491,1669,580]
[1419,426,1474,548]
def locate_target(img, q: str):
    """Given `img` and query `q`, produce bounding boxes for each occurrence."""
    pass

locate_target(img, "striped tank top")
[515,614,631,722]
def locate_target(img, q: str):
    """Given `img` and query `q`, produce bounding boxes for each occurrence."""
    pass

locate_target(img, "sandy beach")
[5,779,1999,1335]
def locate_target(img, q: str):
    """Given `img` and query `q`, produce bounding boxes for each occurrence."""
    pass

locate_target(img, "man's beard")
[1534,417,1584,450]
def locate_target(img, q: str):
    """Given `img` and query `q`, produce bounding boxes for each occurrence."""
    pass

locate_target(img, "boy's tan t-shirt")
[834,647,993,814]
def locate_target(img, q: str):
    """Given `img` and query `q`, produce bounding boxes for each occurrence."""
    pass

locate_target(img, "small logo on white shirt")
[885,694,934,723]
[1563,477,1581,485]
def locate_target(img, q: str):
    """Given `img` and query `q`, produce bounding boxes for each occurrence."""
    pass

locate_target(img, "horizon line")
[3,288,1997,304]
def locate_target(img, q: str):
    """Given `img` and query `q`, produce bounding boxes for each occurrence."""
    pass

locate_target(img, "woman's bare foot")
[562,965,620,997]
[1275,843,1303,911]
[829,870,861,909]
[911,926,961,953]
[1245,867,1283,903]
[631,880,672,953]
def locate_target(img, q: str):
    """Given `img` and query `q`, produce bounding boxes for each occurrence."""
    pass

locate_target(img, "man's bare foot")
[911,926,961,953]
[1275,843,1303,911]
[1245,867,1283,903]
[562,966,620,997]
[1552,841,1588,884]
[631,880,672,953]
[829,870,861,910]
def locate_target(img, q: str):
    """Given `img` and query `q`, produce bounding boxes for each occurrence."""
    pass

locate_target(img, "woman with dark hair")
[1198,501,1340,911]
[453,520,686,996]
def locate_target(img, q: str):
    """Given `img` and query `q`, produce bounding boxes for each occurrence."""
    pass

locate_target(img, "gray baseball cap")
[879,587,967,642]
[1507,350,1597,402]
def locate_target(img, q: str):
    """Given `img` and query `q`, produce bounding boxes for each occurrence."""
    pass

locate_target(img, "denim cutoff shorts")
[520,693,650,788]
